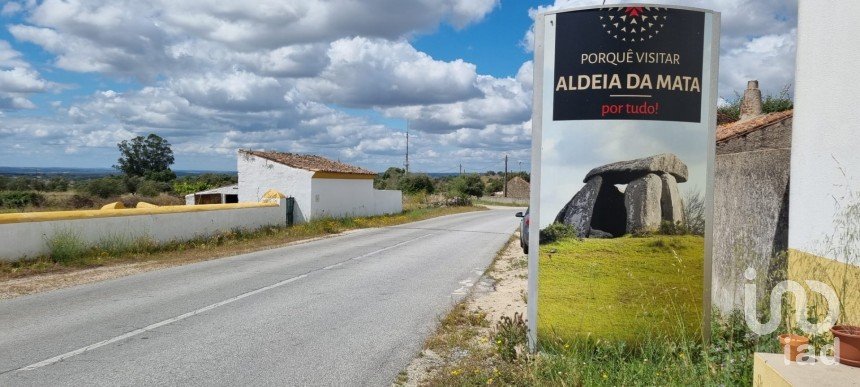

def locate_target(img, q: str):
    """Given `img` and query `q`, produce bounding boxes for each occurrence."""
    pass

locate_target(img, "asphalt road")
[0,208,520,386]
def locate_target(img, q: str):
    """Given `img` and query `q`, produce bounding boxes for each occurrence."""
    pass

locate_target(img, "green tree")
[398,174,435,194]
[449,174,484,198]
[171,173,238,195]
[484,178,503,195]
[374,167,405,190]
[114,134,176,182]
[85,177,125,198]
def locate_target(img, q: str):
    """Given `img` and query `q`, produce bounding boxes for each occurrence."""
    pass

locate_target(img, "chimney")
[739,80,763,121]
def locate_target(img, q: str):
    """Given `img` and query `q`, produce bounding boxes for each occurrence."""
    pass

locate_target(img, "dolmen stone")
[659,173,685,224]
[554,153,688,237]
[624,173,663,234]
[583,153,688,184]
[554,175,602,236]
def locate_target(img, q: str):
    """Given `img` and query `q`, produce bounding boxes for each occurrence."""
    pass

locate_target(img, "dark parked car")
[515,208,529,254]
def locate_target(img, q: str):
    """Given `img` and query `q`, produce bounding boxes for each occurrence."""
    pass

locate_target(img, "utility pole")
[504,154,508,198]
[405,120,410,174]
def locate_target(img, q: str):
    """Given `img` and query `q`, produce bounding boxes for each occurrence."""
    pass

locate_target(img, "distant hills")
[0,166,466,179]
[0,166,237,178]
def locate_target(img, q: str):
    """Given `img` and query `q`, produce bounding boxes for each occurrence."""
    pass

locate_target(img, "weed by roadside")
[45,229,87,263]
[408,235,782,386]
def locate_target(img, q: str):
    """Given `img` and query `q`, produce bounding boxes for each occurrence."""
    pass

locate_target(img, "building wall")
[790,1,860,260]
[786,1,860,323]
[238,151,314,223]
[311,178,377,218]
[237,150,402,222]
[0,202,285,261]
[373,189,403,215]
[712,147,790,313]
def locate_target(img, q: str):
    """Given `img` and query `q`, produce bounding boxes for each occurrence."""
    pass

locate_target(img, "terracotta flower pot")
[832,325,860,367]
[778,334,810,362]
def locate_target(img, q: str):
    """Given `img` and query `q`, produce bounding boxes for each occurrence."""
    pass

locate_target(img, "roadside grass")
[474,198,528,207]
[0,205,485,281]
[412,234,780,386]
[539,235,704,342]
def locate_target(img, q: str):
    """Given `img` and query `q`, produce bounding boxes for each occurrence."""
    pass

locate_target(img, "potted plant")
[778,333,810,363]
[777,301,811,363]
[832,325,860,367]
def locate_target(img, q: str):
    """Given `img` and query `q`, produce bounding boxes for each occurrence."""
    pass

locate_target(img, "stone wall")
[712,119,791,313]
[716,117,792,154]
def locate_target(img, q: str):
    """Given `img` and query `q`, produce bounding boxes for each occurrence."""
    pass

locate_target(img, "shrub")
[147,193,185,206]
[448,174,484,198]
[69,194,95,209]
[683,189,706,236]
[45,229,88,263]
[540,223,578,243]
[137,180,170,197]
[659,220,692,235]
[493,312,528,362]
[398,173,435,194]
[484,178,503,196]
[717,84,793,124]
[85,177,125,198]
[374,167,405,190]
[45,177,70,191]
[0,191,46,209]
[172,180,212,196]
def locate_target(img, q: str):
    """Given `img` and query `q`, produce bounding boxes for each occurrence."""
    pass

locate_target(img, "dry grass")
[0,192,185,213]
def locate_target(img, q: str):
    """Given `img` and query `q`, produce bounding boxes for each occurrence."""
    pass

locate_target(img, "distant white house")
[237,149,402,224]
[185,184,239,205]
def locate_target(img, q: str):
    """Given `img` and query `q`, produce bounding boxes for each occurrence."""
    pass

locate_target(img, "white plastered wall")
[0,204,285,261]
[310,178,376,219]
[374,189,403,215]
[238,151,314,223]
[789,0,860,262]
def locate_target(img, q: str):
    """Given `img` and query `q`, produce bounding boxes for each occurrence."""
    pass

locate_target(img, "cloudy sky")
[0,0,797,172]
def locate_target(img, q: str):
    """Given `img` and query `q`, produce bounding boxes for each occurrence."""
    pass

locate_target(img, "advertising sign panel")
[528,5,720,346]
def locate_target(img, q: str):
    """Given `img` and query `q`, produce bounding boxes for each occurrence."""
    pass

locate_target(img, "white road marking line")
[17,233,434,372]
[452,269,486,295]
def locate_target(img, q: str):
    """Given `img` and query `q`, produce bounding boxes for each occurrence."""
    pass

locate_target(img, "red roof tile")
[241,150,376,175]
[717,110,793,142]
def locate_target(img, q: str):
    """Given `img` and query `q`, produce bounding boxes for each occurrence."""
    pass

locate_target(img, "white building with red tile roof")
[237,149,401,223]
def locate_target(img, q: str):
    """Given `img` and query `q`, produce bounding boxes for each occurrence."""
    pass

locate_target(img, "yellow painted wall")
[787,249,860,325]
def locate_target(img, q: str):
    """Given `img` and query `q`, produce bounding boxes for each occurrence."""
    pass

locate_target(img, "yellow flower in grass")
[450,369,462,376]
[486,378,494,385]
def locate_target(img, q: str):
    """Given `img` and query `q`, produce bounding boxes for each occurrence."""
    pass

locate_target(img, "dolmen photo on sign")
[529,5,719,344]
[554,153,687,238]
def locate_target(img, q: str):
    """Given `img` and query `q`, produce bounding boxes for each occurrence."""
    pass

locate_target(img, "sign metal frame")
[527,4,720,349]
